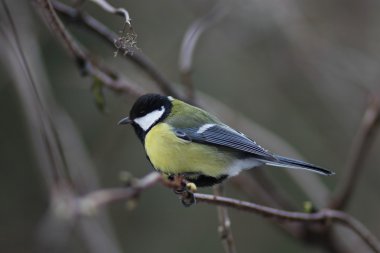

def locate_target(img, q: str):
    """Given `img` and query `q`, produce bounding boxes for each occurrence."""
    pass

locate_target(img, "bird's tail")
[265,155,334,175]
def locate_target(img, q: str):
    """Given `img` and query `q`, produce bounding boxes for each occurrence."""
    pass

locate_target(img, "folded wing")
[175,124,333,176]
[175,124,276,161]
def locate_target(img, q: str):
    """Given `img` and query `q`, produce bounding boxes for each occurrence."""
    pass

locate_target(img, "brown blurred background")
[1,0,380,252]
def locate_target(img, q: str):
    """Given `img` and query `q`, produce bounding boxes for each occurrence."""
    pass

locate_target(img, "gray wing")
[175,124,276,160]
[175,124,334,175]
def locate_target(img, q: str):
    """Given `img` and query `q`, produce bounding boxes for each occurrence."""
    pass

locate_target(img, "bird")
[118,93,334,190]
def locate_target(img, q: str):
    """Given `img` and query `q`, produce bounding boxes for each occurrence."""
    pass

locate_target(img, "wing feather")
[175,124,275,160]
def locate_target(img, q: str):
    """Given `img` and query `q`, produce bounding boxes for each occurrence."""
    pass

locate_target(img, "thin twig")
[179,3,227,102]
[51,0,181,98]
[213,185,237,253]
[78,172,162,212]
[88,0,131,26]
[35,0,143,97]
[329,94,380,210]
[194,193,380,253]
[229,175,305,239]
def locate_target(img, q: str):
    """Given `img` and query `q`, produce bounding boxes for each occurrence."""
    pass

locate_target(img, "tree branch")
[51,0,181,98]
[35,0,144,97]
[77,172,380,253]
[329,94,380,210]
[78,172,162,212]
[195,193,380,253]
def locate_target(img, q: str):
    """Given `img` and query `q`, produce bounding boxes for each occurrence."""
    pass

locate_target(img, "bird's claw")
[180,191,196,207]
[169,176,197,207]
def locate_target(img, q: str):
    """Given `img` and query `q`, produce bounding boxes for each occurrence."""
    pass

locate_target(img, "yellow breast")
[145,123,232,177]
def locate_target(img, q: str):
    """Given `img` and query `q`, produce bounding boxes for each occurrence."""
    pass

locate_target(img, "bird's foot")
[180,191,196,207]
[169,175,197,207]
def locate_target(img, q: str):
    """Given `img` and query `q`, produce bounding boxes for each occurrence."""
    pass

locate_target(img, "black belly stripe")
[185,174,228,187]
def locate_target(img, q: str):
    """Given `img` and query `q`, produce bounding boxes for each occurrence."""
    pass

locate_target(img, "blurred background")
[1,0,380,252]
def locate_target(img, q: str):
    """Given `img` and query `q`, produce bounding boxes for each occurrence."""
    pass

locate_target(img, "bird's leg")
[181,180,197,207]
[170,174,197,207]
[169,174,187,193]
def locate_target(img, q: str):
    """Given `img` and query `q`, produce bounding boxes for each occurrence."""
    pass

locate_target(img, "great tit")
[119,94,333,188]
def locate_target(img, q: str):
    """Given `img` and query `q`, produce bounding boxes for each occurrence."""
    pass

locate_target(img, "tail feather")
[265,155,334,176]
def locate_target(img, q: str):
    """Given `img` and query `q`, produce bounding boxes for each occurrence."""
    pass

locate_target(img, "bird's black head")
[119,93,173,142]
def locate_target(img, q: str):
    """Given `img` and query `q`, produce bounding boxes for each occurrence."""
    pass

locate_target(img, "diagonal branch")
[51,0,181,98]
[35,0,143,97]
[329,94,380,210]
[78,172,162,212]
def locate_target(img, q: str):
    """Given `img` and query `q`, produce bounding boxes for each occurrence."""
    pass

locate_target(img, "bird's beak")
[118,117,132,125]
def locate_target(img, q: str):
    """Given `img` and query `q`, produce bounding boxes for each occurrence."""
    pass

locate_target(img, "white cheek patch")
[196,123,215,134]
[134,106,165,131]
